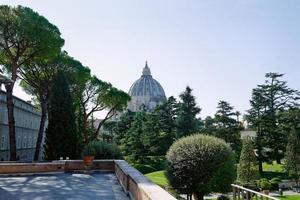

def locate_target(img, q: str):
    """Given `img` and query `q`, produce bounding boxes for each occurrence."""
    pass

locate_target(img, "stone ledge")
[114,160,176,200]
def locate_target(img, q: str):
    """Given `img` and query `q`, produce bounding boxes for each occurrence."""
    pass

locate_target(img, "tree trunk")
[93,108,115,140]
[276,157,281,164]
[82,116,88,143]
[192,191,204,200]
[34,100,47,161]
[5,84,17,161]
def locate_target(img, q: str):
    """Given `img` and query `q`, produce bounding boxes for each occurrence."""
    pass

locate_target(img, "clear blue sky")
[2,0,300,118]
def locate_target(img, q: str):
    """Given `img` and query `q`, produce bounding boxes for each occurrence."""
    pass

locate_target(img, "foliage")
[129,156,166,174]
[166,134,234,200]
[270,177,280,190]
[120,108,177,161]
[208,153,236,193]
[259,178,271,190]
[44,72,78,160]
[153,96,177,151]
[82,143,96,157]
[122,111,148,162]
[0,5,64,160]
[132,163,158,174]
[284,128,300,186]
[87,140,122,159]
[261,171,288,181]
[20,52,89,160]
[246,73,299,167]
[79,75,131,142]
[214,100,242,160]
[237,139,260,185]
[176,87,201,138]
[114,110,135,145]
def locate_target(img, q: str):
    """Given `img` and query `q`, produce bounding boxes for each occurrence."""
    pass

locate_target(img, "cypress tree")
[44,72,78,160]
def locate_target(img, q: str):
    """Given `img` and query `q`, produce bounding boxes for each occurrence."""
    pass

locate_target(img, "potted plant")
[82,143,95,166]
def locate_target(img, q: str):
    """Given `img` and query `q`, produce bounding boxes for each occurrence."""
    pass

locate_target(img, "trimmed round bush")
[83,141,122,159]
[166,134,234,200]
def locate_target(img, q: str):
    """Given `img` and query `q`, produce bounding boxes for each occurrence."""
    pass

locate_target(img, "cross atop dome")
[142,61,151,76]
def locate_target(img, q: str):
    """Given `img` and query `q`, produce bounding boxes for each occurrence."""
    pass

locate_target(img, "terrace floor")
[0,172,129,200]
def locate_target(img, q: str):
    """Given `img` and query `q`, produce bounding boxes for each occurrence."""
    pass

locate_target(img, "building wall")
[0,90,46,161]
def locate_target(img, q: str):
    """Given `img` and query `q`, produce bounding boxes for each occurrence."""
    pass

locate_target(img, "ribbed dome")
[128,62,166,111]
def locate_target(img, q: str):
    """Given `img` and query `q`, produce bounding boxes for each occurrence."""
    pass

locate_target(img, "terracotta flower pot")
[83,156,94,166]
[262,190,270,195]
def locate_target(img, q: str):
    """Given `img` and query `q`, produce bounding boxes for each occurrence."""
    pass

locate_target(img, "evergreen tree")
[143,113,162,155]
[201,116,216,134]
[44,72,78,160]
[214,101,242,158]
[155,96,177,134]
[154,96,177,152]
[237,139,260,185]
[285,128,300,187]
[176,86,201,138]
[114,110,135,145]
[246,73,299,164]
[122,111,148,162]
[246,87,268,173]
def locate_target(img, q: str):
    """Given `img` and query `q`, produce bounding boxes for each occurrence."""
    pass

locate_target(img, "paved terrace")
[0,160,176,200]
[0,172,128,200]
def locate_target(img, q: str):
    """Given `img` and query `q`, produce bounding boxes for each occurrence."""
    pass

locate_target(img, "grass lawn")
[279,195,300,200]
[262,161,289,180]
[145,170,169,188]
[263,161,284,172]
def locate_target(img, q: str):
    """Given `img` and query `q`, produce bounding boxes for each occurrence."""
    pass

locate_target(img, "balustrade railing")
[232,184,280,200]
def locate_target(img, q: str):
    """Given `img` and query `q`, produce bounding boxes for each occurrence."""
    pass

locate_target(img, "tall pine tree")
[246,73,299,164]
[176,86,201,138]
[44,72,78,160]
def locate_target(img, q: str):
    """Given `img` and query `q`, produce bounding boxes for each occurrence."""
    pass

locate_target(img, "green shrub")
[132,163,157,174]
[259,178,271,190]
[82,143,96,157]
[166,134,234,200]
[270,177,281,190]
[83,141,122,159]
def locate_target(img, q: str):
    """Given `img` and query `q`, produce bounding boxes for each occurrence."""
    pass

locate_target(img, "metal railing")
[232,184,280,200]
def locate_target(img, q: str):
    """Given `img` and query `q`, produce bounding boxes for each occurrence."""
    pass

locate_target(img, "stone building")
[127,62,167,112]
[0,90,45,161]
